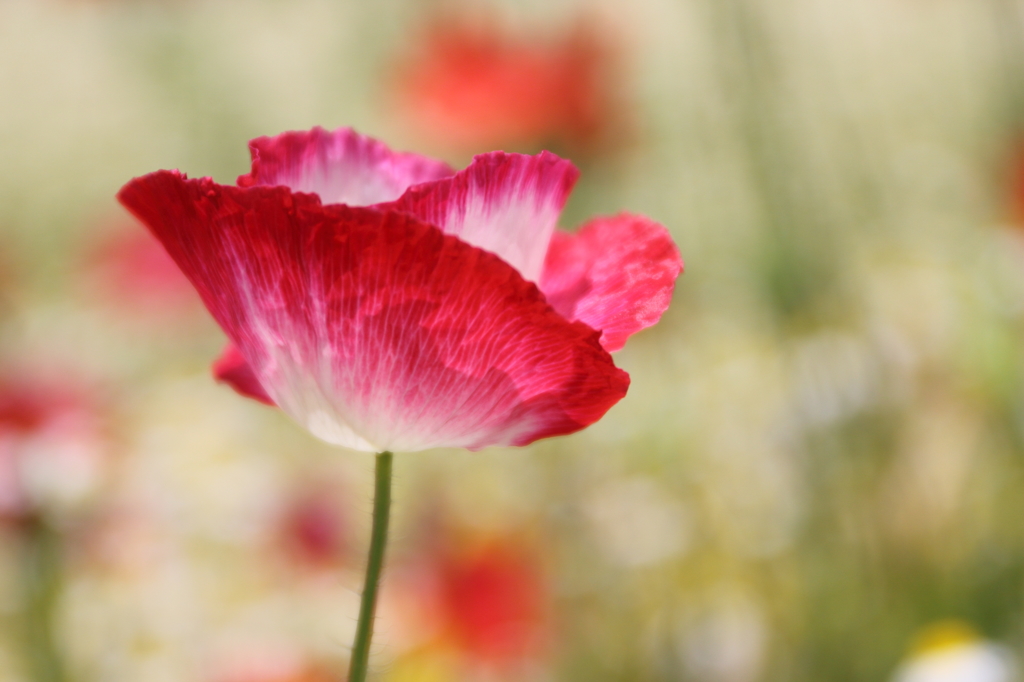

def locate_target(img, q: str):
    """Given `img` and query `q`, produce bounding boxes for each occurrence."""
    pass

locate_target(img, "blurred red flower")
[118,127,680,453]
[394,19,622,155]
[382,528,550,669]
[436,538,549,662]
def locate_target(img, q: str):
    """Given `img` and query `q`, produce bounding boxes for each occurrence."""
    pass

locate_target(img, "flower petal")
[237,127,455,206]
[212,343,275,406]
[377,151,578,282]
[540,213,682,352]
[118,171,628,453]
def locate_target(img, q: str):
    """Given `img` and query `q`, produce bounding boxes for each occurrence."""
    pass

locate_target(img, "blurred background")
[2,0,1024,680]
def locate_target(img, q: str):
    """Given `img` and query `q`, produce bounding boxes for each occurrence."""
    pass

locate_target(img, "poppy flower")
[393,19,621,155]
[117,127,680,453]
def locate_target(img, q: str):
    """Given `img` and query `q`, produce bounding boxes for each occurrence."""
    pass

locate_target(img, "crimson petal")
[237,126,455,205]
[118,172,628,452]
[377,151,578,282]
[540,213,682,352]
[212,343,275,406]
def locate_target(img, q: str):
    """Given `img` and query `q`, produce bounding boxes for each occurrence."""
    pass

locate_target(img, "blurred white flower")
[585,476,690,567]
[893,621,1018,682]
[788,331,879,428]
[675,588,767,682]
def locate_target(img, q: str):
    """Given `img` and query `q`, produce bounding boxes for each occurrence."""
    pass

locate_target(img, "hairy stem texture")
[348,450,393,682]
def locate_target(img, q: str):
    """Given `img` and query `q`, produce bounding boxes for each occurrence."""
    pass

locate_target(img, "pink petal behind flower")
[379,151,579,282]
[237,126,455,205]
[118,171,628,453]
[213,344,275,406]
[540,213,682,352]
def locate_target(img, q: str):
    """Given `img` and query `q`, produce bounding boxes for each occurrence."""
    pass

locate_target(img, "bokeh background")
[3,0,1024,680]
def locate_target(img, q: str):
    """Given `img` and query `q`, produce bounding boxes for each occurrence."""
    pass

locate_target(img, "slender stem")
[20,516,66,682]
[348,451,393,682]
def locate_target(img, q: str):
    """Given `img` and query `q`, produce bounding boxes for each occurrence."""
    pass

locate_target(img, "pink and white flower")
[118,127,681,453]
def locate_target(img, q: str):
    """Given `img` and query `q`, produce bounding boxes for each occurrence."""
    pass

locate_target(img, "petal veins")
[378,151,578,282]
[118,172,627,452]
[238,126,455,206]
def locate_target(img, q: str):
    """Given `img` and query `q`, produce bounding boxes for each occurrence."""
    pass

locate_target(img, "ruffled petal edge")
[540,212,682,352]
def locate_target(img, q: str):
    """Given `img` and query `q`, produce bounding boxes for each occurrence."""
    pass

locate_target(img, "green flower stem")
[348,450,393,682]
[20,516,66,682]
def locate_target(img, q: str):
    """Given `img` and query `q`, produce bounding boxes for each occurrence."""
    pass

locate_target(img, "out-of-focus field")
[2,0,1024,681]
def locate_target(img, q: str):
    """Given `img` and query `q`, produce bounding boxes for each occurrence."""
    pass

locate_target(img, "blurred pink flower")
[0,375,108,522]
[210,650,338,682]
[85,220,202,319]
[118,127,680,453]
[279,483,349,570]
[394,19,622,155]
